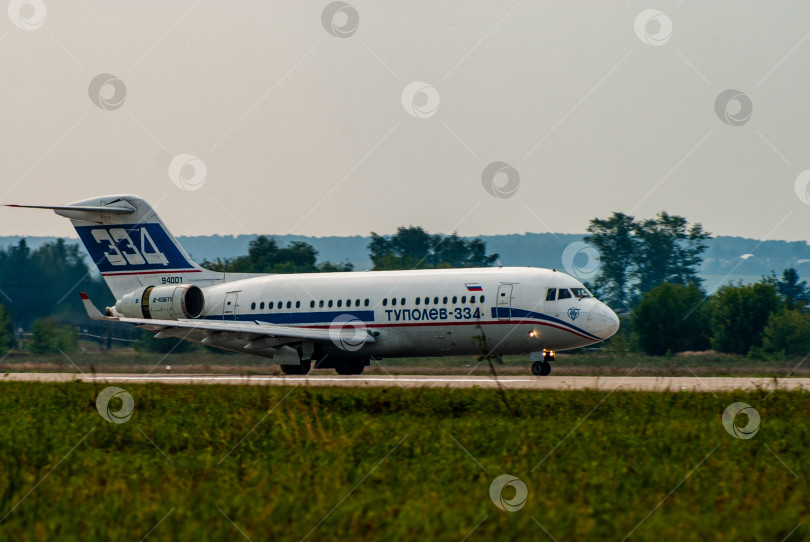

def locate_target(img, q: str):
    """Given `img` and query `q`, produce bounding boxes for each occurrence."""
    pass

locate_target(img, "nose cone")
[588,303,620,339]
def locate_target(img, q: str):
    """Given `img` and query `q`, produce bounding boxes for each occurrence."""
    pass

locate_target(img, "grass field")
[0,383,808,541]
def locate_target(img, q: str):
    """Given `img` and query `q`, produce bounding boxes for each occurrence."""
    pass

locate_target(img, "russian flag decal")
[465,283,483,291]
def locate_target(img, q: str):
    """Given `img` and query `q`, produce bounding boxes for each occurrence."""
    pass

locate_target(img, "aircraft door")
[496,284,513,320]
[223,292,239,320]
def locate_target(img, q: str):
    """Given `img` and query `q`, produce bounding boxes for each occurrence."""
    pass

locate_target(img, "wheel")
[531,361,552,376]
[281,359,311,375]
[335,362,364,375]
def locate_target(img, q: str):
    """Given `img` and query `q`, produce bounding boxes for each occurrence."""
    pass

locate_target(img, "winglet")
[80,292,115,321]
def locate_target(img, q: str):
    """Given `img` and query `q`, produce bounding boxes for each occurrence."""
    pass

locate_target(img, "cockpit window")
[570,288,592,298]
[557,288,572,300]
[545,288,556,301]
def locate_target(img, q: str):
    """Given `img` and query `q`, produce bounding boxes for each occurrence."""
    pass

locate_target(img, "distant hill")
[3,233,809,289]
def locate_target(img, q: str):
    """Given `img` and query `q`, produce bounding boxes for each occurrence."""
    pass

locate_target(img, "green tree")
[586,212,710,308]
[632,212,710,293]
[585,212,637,308]
[632,282,711,355]
[0,303,13,354]
[29,317,78,354]
[763,268,809,310]
[203,236,352,274]
[710,282,783,355]
[0,239,111,328]
[369,227,498,270]
[316,261,355,272]
[762,308,810,356]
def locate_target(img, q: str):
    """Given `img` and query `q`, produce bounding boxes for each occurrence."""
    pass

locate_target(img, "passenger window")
[346,299,351,307]
[452,296,457,304]
[401,298,406,305]
[337,300,343,308]
[480,295,485,303]
[310,300,315,308]
[546,289,556,301]
[364,299,369,306]
[425,297,430,305]
[319,300,324,308]
[392,298,397,306]
[434,297,439,304]
[269,301,275,309]
[461,296,466,303]
[260,302,265,309]
[443,297,448,304]
[470,296,476,303]
[251,302,256,310]
[558,289,572,300]
[328,300,333,308]
[287,301,292,309]
[383,298,388,307]
[295,301,300,308]
[415,298,421,306]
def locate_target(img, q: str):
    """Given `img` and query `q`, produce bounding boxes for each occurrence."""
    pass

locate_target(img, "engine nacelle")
[114,284,205,320]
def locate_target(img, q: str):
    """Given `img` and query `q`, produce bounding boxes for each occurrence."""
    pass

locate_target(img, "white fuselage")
[191,267,619,359]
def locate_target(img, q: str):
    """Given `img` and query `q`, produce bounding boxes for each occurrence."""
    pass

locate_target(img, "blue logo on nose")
[567,307,580,320]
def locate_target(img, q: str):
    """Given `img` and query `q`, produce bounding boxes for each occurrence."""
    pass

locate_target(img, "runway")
[3,372,810,391]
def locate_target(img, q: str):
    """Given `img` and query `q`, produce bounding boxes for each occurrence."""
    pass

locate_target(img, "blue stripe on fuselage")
[211,310,374,324]
[491,306,599,341]
[203,306,599,340]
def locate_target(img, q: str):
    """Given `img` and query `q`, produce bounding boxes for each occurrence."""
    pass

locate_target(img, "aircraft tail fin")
[8,195,241,299]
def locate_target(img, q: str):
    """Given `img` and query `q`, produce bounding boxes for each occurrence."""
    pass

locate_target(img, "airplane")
[8,195,619,376]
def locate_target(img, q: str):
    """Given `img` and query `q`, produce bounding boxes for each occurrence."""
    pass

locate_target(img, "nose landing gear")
[530,350,555,376]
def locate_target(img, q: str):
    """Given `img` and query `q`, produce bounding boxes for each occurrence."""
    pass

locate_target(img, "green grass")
[0,383,808,541]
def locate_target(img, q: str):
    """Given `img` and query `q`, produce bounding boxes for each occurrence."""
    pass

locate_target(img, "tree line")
[585,212,810,358]
[624,269,810,357]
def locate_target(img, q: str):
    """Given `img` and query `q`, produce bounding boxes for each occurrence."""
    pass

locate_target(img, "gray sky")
[2,1,810,241]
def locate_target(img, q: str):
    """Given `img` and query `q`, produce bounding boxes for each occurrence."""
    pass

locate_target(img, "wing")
[79,293,375,347]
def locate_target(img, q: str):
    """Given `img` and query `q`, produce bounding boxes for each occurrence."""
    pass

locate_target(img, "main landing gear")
[531,350,555,377]
[280,359,312,375]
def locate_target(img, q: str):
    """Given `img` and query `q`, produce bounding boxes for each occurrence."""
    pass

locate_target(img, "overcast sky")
[2,1,810,242]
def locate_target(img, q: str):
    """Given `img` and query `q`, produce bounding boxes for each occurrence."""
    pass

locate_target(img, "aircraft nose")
[588,303,620,339]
